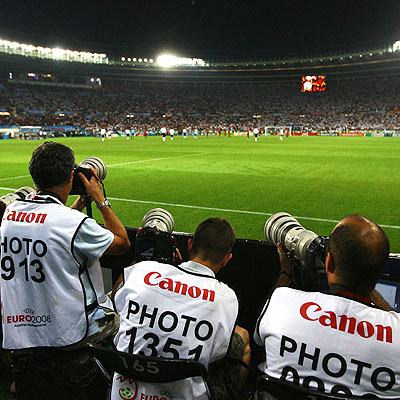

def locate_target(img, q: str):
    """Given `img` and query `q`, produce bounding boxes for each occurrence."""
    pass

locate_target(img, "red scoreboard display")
[301,75,326,92]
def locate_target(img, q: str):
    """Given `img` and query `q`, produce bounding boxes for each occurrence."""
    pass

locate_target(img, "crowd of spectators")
[0,76,400,133]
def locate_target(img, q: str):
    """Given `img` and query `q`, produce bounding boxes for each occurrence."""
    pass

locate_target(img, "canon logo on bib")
[300,301,393,343]
[3,209,47,224]
[144,271,215,302]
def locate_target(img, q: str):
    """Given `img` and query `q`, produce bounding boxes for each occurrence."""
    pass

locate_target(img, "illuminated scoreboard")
[301,75,326,92]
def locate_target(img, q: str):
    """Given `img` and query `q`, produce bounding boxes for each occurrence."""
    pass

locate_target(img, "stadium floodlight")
[53,48,65,58]
[393,40,400,52]
[0,37,109,64]
[157,54,178,68]
[156,54,207,68]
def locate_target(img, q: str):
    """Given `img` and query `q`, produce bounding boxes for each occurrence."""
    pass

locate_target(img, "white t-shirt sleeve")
[73,218,114,261]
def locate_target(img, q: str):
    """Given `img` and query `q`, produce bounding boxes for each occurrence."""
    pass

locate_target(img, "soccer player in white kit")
[253,127,259,142]
[161,127,167,142]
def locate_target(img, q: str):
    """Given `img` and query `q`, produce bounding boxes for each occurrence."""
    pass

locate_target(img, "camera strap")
[84,196,93,218]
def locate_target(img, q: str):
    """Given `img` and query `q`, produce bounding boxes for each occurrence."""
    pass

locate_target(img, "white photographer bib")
[112,260,238,400]
[255,287,400,398]
[1,196,94,349]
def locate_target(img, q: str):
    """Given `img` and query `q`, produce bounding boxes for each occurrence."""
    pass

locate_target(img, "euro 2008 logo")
[119,384,138,400]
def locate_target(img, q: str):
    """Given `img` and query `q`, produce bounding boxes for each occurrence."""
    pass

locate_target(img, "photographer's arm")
[274,242,293,288]
[79,172,130,255]
[70,195,88,211]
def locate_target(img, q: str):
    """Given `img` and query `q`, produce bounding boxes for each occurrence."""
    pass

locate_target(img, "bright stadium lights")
[157,55,177,68]
[393,40,400,52]
[53,48,64,58]
[156,54,207,68]
[0,38,108,64]
[133,58,137,62]
[121,57,125,61]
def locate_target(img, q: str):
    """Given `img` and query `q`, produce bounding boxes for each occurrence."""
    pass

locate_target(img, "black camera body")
[70,166,94,196]
[70,157,107,196]
[135,226,176,264]
[305,235,329,275]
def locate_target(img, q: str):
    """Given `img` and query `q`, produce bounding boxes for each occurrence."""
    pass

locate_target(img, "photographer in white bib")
[1,141,131,351]
[112,217,251,400]
[254,214,399,398]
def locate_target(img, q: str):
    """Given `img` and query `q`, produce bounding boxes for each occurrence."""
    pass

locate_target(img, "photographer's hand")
[70,195,91,211]
[78,170,105,205]
[78,170,131,255]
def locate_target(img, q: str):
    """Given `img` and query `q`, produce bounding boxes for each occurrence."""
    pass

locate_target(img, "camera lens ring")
[265,212,290,243]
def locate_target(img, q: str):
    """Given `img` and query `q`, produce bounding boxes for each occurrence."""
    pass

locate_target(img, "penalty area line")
[107,196,400,230]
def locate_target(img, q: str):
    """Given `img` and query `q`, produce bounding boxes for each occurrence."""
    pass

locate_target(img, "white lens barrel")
[142,208,175,233]
[80,157,107,180]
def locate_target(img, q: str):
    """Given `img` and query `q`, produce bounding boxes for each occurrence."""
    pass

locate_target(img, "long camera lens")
[79,157,107,180]
[0,187,36,222]
[142,208,175,233]
[264,212,319,262]
[0,186,36,207]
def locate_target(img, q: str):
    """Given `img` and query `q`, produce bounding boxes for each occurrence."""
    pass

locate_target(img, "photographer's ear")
[220,253,232,268]
[187,238,193,255]
[325,251,335,275]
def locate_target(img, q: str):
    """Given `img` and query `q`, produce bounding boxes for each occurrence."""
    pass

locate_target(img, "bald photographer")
[254,214,398,398]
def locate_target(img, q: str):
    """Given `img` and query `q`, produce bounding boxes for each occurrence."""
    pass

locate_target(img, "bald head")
[328,214,389,293]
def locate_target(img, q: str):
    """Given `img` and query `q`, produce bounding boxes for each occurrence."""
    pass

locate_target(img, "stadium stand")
[1,77,400,134]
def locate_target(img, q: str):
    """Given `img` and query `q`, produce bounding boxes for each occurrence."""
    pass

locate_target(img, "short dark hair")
[328,214,390,293]
[190,217,236,265]
[29,141,75,190]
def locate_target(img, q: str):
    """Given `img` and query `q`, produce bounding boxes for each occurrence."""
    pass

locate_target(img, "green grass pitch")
[1,135,400,252]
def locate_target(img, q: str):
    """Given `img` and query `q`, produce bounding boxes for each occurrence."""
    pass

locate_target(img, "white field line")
[0,152,214,182]
[1,148,398,230]
[1,156,400,230]
[1,185,399,230]
[1,186,399,230]
[108,152,214,167]
[0,174,30,182]
[108,196,400,230]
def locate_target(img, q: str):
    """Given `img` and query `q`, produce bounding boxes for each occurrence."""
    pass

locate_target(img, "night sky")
[1,0,400,58]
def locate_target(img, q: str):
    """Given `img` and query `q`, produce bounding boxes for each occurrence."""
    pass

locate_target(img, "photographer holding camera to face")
[112,216,250,400]
[254,214,399,398]
[0,141,130,398]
